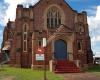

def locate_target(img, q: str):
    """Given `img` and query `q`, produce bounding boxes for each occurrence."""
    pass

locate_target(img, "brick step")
[55,68,80,71]
[56,60,74,63]
[56,63,75,65]
[55,68,79,70]
[56,67,78,69]
[55,70,80,73]
[55,68,80,70]
[54,60,81,73]
[57,63,75,66]
[56,65,78,68]
[56,65,77,67]
[55,69,80,72]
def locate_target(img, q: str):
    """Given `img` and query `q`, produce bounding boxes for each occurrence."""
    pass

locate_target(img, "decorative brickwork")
[2,0,93,69]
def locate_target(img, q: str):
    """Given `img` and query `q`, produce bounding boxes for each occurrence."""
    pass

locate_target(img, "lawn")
[87,65,100,72]
[0,65,63,80]
[0,65,100,80]
[86,65,100,76]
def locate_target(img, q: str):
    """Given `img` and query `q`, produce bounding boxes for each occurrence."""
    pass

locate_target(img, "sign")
[36,54,44,61]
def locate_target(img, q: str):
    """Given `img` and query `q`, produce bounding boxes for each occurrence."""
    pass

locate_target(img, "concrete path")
[58,72,100,80]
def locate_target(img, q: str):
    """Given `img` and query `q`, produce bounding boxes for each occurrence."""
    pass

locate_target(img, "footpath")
[58,72,100,80]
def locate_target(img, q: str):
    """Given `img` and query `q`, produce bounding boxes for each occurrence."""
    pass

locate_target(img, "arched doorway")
[54,39,67,60]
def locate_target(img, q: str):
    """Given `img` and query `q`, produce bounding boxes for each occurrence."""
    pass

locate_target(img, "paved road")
[58,72,100,80]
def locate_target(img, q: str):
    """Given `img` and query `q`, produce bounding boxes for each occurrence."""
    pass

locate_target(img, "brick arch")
[43,4,65,29]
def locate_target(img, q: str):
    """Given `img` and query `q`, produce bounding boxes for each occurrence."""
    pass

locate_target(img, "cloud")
[0,0,99,55]
[88,6,100,33]
[91,36,100,42]
[4,0,39,24]
[84,6,97,16]
[88,17,100,31]
[95,6,100,20]
[0,1,8,26]
[0,0,40,48]
[95,52,100,56]
[88,5,100,54]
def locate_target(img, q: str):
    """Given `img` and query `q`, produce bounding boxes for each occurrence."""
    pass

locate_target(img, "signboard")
[36,54,44,61]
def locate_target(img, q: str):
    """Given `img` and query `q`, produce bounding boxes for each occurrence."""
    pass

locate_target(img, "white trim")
[23,24,28,52]
[31,32,34,69]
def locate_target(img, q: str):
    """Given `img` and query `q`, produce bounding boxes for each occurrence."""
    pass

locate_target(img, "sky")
[0,0,100,56]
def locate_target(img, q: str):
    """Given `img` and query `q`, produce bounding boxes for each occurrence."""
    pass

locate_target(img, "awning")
[2,45,11,50]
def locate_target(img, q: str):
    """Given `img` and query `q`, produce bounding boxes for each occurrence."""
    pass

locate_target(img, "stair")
[54,60,81,73]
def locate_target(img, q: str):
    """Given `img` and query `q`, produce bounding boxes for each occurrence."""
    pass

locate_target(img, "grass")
[1,65,100,80]
[86,65,100,72]
[0,65,63,80]
[86,65,100,76]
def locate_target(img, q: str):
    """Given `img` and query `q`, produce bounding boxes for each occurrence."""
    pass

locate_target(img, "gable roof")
[32,0,75,12]
[55,24,73,33]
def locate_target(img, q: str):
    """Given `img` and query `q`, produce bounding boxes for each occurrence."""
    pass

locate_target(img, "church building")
[2,0,93,73]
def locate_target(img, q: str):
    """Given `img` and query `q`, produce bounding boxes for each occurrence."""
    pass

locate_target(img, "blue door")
[54,39,67,60]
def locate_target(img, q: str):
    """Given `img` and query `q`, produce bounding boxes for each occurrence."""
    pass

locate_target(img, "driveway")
[58,72,100,80]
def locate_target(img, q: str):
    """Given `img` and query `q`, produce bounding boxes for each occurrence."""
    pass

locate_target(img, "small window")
[47,18,50,27]
[77,40,82,50]
[38,40,42,47]
[24,33,27,40]
[23,41,27,52]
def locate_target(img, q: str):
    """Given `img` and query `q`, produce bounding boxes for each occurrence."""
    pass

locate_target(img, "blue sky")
[0,0,100,56]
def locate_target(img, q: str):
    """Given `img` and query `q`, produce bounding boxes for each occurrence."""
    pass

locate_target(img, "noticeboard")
[36,54,44,61]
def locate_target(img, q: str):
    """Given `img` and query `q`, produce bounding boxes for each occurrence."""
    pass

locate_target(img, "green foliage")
[0,66,63,80]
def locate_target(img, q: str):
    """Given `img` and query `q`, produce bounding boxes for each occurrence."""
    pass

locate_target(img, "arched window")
[47,7,61,28]
[23,24,28,52]
[77,40,82,51]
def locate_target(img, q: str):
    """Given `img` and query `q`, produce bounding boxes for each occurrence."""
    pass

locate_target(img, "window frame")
[23,24,28,52]
[47,7,61,28]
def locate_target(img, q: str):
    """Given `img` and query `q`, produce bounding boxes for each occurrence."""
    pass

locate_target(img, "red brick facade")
[2,0,93,69]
